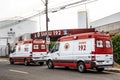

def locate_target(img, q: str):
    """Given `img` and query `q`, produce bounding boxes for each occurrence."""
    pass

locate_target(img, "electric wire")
[1,0,97,29]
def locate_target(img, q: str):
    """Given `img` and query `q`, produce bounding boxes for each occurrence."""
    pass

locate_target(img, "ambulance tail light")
[91,55,96,61]
[91,51,96,61]
[30,52,32,57]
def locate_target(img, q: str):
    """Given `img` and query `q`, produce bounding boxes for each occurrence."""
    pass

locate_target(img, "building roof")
[0,17,34,29]
[91,12,120,27]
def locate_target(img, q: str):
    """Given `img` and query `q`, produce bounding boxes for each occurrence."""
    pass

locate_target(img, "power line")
[22,0,96,18]
[1,0,97,28]
[49,0,74,7]
[60,0,98,10]
[49,0,98,13]
[41,0,45,4]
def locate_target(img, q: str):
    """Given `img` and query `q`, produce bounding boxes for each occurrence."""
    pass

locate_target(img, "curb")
[105,68,120,73]
[0,58,9,61]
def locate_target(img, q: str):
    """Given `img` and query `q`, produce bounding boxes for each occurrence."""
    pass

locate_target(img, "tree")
[111,34,120,64]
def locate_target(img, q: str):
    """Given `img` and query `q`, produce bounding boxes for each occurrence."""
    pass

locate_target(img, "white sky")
[0,0,120,31]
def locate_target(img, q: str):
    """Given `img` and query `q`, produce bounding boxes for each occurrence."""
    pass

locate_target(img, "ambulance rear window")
[33,44,39,49]
[96,40,103,48]
[106,40,111,48]
[41,45,45,49]
[33,44,46,50]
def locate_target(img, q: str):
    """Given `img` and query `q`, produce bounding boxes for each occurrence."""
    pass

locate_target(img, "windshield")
[50,43,59,53]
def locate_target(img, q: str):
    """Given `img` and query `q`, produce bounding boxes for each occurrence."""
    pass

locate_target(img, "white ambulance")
[9,39,47,66]
[46,32,113,73]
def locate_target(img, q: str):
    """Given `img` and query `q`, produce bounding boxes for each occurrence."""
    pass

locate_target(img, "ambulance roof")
[16,39,45,45]
[58,32,110,41]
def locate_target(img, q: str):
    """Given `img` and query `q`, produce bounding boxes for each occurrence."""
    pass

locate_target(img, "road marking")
[9,69,29,74]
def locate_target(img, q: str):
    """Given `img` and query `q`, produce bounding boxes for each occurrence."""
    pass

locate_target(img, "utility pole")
[45,0,48,35]
[45,0,49,53]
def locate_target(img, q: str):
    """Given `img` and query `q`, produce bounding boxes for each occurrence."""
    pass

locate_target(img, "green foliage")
[111,34,120,64]
[49,41,56,51]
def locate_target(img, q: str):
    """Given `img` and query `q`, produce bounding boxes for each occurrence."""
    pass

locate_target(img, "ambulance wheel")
[47,60,54,69]
[77,62,86,73]
[96,68,104,72]
[65,67,69,69]
[10,58,14,64]
[24,59,29,66]
[39,62,44,66]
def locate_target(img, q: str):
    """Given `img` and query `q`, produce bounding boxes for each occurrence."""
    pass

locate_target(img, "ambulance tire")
[47,60,54,69]
[77,62,86,73]
[96,68,104,72]
[24,59,29,66]
[65,67,69,69]
[10,58,14,64]
[39,62,44,66]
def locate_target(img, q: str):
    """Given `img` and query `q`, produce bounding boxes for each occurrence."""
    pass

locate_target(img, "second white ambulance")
[9,39,47,66]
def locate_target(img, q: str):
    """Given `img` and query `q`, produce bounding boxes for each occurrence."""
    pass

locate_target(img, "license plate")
[106,61,109,63]
[98,62,103,64]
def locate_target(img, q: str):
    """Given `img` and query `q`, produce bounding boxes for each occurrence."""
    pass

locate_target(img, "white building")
[1,12,120,56]
[91,12,120,35]
[0,17,37,56]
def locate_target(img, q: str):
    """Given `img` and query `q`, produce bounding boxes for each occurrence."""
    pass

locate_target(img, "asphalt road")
[0,60,120,80]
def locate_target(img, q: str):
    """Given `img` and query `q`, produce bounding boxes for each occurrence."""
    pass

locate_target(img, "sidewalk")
[105,67,120,72]
[0,58,8,62]
[105,62,120,72]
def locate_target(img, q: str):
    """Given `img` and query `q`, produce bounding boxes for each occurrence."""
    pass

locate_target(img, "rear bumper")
[94,64,113,68]
[30,58,46,63]
[85,61,113,69]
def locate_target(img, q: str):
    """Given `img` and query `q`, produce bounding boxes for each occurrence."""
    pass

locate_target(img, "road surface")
[0,59,120,80]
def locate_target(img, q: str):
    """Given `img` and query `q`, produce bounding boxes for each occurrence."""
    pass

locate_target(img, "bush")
[111,34,120,64]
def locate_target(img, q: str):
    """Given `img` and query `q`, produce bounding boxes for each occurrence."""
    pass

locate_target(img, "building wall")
[95,21,120,32]
[0,20,37,37]
[78,11,88,28]
[91,12,120,28]
[0,20,37,56]
[90,12,120,33]
[0,20,37,44]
